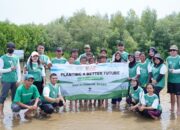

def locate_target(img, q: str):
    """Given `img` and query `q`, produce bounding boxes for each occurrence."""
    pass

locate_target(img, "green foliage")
[0,8,180,60]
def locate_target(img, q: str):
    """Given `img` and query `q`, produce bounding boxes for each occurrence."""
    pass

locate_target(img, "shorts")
[167,82,180,95]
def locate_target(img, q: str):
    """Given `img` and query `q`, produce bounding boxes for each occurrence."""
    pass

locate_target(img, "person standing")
[70,49,80,65]
[135,51,141,63]
[150,53,167,100]
[37,44,52,68]
[139,52,149,91]
[128,54,140,80]
[78,44,93,60]
[24,51,46,95]
[147,47,158,75]
[166,45,180,115]
[111,52,124,107]
[112,41,129,62]
[0,42,21,118]
[51,47,68,64]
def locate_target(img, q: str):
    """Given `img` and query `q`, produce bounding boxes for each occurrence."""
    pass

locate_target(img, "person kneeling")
[11,74,41,119]
[138,83,162,120]
[40,73,66,115]
[126,78,144,111]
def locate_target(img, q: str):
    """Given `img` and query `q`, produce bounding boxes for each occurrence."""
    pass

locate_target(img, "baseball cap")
[7,42,15,48]
[56,47,63,51]
[24,74,34,80]
[31,51,39,57]
[84,44,90,49]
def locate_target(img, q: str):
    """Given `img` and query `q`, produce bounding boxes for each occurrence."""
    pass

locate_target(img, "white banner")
[51,63,129,100]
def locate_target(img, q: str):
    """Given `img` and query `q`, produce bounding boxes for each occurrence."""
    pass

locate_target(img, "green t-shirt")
[130,86,144,103]
[26,62,43,81]
[51,57,67,64]
[1,54,19,82]
[121,51,129,62]
[13,84,40,104]
[166,55,180,83]
[144,93,162,111]
[39,54,50,65]
[139,60,149,87]
[73,60,80,65]
[78,53,86,60]
[112,51,129,62]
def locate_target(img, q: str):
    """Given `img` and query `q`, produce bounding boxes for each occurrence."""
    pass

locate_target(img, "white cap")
[31,51,39,57]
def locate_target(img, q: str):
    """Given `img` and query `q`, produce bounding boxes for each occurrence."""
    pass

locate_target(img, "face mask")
[7,48,14,54]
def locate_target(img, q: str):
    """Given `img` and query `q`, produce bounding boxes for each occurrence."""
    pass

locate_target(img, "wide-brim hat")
[154,53,163,61]
[169,45,178,51]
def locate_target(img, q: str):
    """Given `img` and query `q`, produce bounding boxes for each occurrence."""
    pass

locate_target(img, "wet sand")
[0,89,180,130]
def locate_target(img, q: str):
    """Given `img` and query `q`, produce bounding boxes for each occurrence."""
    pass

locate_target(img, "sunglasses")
[56,50,62,52]
[169,49,177,52]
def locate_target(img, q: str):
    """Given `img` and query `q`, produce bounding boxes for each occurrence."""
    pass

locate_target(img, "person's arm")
[44,96,58,103]
[14,88,33,110]
[16,102,33,110]
[43,87,58,103]
[131,90,145,111]
[58,87,66,105]
[139,90,145,104]
[41,66,46,86]
[139,98,159,111]
[32,86,40,109]
[112,53,115,62]
[148,72,152,83]
[32,98,39,110]
[135,66,140,80]
[16,59,21,83]
[156,74,164,82]
[152,64,166,84]
[0,58,16,73]
[168,59,180,73]
[47,61,52,69]
[171,69,180,74]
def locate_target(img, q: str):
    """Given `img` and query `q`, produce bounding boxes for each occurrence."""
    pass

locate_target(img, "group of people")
[0,41,180,120]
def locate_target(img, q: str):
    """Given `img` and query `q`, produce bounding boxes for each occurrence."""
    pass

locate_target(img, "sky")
[0,0,180,25]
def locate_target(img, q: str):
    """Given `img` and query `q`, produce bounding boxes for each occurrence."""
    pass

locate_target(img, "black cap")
[100,48,107,53]
[7,42,15,48]
[116,40,124,46]
[148,47,157,54]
